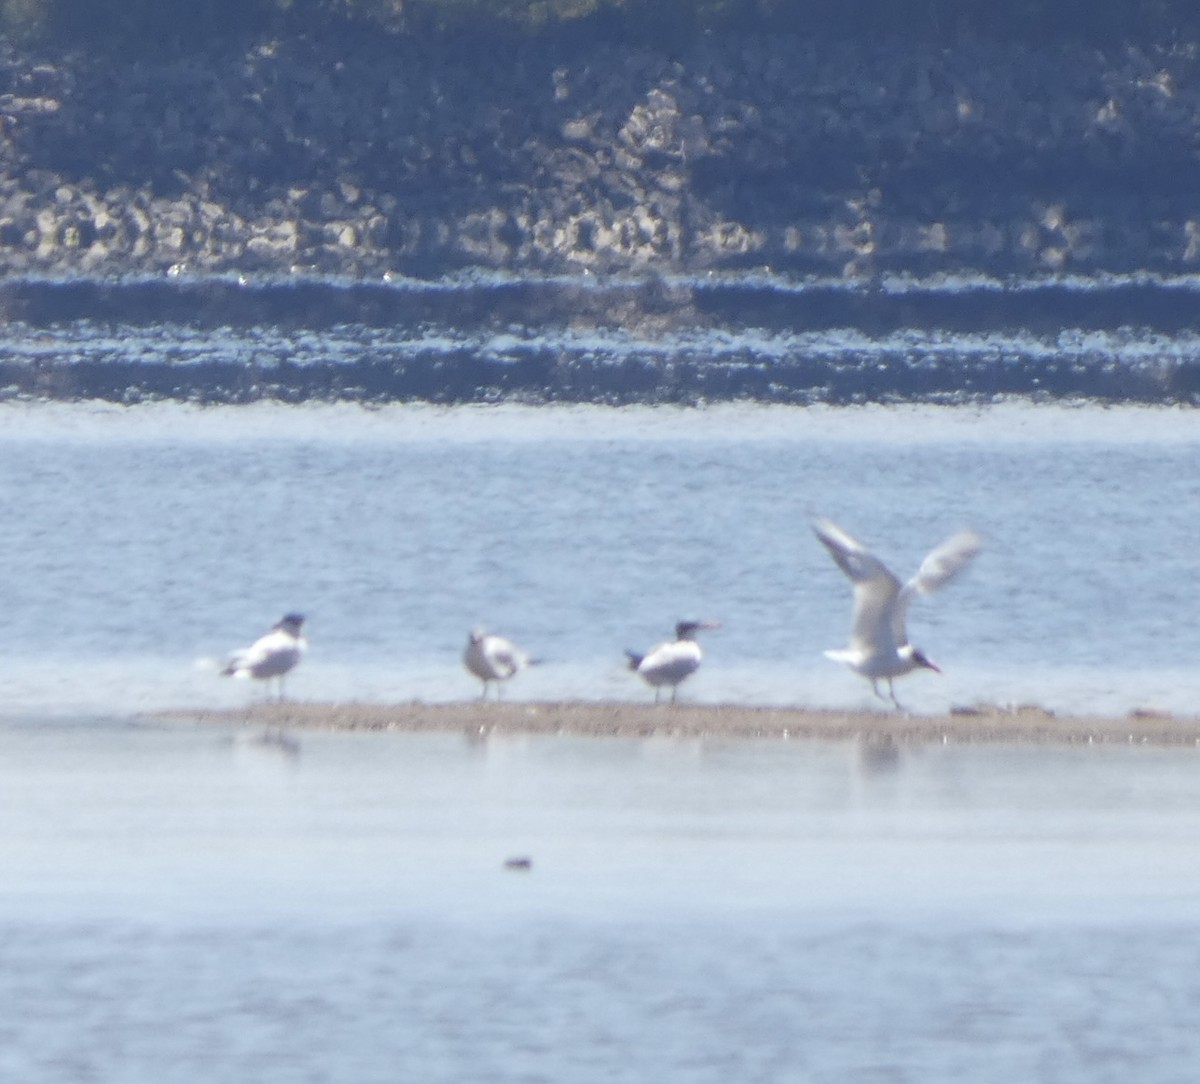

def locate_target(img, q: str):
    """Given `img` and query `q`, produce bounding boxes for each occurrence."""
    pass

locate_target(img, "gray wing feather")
[893,529,983,642]
[813,519,903,654]
[485,636,528,678]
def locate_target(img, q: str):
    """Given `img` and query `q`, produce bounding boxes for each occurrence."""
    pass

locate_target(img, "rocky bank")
[2,29,1200,281]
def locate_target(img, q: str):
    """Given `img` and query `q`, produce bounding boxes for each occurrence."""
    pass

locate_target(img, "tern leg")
[887,679,904,711]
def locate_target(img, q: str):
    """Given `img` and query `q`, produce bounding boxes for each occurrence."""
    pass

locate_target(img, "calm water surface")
[2,718,1200,1083]
[2,399,1200,1081]
[0,399,1198,715]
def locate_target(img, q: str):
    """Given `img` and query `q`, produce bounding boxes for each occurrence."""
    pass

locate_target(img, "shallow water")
[4,271,1200,403]
[3,386,1200,1080]
[0,399,1197,716]
[2,719,1199,1083]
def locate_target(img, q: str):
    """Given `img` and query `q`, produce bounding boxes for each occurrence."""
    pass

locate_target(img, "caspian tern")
[221,613,307,700]
[813,519,982,708]
[464,628,538,699]
[626,620,719,703]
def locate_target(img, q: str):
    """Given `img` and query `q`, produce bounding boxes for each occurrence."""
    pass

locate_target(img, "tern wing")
[485,636,527,678]
[813,519,903,654]
[224,627,300,677]
[893,529,983,642]
[223,633,271,674]
[638,639,702,683]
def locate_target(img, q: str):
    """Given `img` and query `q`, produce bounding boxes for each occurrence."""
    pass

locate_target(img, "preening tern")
[221,613,307,700]
[464,628,538,699]
[626,620,719,703]
[813,519,982,708]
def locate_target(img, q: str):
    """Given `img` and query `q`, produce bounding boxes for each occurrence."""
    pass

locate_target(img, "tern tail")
[822,648,860,665]
[624,650,644,671]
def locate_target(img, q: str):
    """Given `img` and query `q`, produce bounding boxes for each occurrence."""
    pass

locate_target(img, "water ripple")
[1,272,1199,403]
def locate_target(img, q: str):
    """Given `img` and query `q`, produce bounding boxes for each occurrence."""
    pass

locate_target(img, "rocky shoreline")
[2,29,1200,283]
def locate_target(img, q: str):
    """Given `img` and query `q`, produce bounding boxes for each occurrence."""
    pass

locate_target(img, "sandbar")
[156,700,1200,747]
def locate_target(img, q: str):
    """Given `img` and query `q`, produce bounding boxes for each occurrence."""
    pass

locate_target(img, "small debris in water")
[504,856,533,872]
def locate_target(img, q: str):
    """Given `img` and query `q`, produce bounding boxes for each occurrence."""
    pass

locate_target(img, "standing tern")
[813,519,982,708]
[464,628,539,699]
[221,613,307,701]
[626,620,719,703]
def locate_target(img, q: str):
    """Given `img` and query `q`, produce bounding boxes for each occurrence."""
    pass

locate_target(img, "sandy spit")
[153,701,1200,747]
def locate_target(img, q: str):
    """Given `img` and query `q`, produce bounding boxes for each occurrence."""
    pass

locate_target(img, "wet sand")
[156,700,1200,747]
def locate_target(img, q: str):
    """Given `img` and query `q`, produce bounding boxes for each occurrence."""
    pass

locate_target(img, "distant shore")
[158,701,1200,747]
[3,30,1200,284]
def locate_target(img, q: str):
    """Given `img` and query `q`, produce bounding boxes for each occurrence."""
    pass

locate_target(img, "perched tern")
[626,620,719,703]
[221,613,307,701]
[464,628,538,699]
[813,519,982,709]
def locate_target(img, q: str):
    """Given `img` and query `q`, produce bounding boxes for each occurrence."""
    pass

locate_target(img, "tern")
[221,613,307,701]
[464,628,538,699]
[626,620,719,703]
[813,519,982,709]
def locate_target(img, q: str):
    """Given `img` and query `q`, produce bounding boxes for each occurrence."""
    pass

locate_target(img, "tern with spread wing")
[221,613,307,701]
[813,520,982,708]
[464,628,538,699]
[626,620,719,703]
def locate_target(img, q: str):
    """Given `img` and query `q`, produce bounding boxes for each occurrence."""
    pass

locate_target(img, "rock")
[0,32,1194,278]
